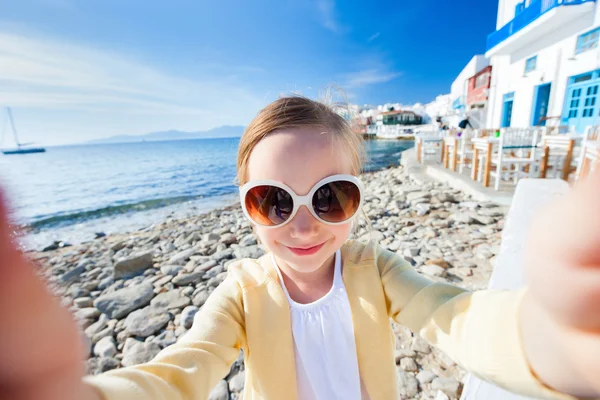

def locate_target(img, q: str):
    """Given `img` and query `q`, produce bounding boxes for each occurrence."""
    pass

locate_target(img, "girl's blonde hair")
[236,95,366,185]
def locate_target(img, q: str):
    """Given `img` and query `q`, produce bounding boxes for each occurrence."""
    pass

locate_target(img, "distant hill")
[86,125,245,144]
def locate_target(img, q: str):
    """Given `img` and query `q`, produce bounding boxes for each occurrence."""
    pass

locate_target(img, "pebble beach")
[30,162,508,400]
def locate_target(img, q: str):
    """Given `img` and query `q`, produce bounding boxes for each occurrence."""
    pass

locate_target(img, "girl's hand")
[0,192,96,400]
[523,170,600,396]
[525,170,600,332]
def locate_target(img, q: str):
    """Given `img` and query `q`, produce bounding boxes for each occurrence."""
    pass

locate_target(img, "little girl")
[1,96,599,400]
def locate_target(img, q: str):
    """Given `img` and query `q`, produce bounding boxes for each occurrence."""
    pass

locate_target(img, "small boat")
[1,107,46,155]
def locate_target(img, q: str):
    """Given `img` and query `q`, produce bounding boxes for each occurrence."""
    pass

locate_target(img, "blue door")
[501,92,514,127]
[531,83,551,126]
[563,70,600,133]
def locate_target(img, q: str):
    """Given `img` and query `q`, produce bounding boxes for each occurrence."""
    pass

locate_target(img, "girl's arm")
[0,184,244,400]
[84,275,246,400]
[375,245,580,400]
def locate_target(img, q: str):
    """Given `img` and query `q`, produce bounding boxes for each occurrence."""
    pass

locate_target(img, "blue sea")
[0,137,413,250]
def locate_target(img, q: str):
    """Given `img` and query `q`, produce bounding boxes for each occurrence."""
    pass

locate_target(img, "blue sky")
[0,0,498,145]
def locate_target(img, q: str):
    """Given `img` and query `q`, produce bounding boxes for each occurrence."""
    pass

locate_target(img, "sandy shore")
[31,163,507,400]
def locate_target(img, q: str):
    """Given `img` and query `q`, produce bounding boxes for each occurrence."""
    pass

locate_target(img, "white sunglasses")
[239,174,364,228]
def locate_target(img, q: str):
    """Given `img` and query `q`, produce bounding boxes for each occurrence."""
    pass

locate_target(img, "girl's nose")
[288,206,320,239]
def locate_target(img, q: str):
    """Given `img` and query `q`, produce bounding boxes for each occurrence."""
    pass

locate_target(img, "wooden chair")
[538,135,578,181]
[491,128,541,190]
[416,131,445,164]
[576,126,600,181]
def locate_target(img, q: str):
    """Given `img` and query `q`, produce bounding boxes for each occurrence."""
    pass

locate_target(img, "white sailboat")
[1,107,46,155]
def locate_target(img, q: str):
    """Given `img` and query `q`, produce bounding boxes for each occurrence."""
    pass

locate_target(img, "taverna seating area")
[415,125,600,191]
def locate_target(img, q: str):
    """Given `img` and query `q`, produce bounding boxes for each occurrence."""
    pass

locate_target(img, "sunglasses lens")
[312,180,361,223]
[245,185,294,226]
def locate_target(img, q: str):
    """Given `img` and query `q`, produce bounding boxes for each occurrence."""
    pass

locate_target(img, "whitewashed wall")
[487,4,599,128]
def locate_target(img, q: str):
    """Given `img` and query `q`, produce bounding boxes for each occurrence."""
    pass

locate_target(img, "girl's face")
[246,127,355,274]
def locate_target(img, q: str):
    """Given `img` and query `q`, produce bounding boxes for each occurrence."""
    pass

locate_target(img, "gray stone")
[421,264,446,277]
[150,290,191,311]
[416,369,437,384]
[400,357,418,372]
[60,265,86,284]
[192,290,210,307]
[219,233,237,245]
[450,213,474,224]
[473,215,495,225]
[415,203,431,216]
[160,264,184,276]
[94,336,117,358]
[73,297,94,308]
[228,370,246,393]
[410,336,431,354]
[85,314,109,338]
[168,248,199,265]
[121,338,162,367]
[403,247,420,258]
[153,275,173,288]
[124,306,171,337]
[86,356,120,375]
[196,259,218,272]
[110,241,127,252]
[172,272,204,286]
[211,249,234,262]
[181,306,199,329]
[239,234,258,247]
[94,283,154,320]
[394,348,416,362]
[396,370,419,398]
[208,380,229,400]
[113,252,154,279]
[234,245,264,260]
[203,233,221,242]
[97,276,114,291]
[435,390,451,400]
[406,191,431,202]
[75,307,101,320]
[431,377,461,398]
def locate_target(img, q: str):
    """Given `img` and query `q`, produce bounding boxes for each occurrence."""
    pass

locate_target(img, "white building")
[486,0,599,132]
[449,55,491,128]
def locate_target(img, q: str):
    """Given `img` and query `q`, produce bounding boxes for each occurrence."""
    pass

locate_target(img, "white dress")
[272,251,370,400]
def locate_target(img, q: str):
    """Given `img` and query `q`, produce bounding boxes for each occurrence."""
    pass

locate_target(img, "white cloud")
[367,32,381,42]
[341,68,401,89]
[0,31,265,145]
[315,0,347,34]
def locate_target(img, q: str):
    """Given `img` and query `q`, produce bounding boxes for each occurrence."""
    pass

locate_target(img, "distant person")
[2,96,600,400]
[458,116,473,130]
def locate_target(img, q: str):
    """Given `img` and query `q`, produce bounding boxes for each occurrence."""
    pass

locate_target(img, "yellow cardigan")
[85,240,574,400]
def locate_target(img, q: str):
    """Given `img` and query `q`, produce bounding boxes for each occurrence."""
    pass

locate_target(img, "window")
[574,74,592,84]
[576,27,600,54]
[525,56,537,73]
[475,73,489,88]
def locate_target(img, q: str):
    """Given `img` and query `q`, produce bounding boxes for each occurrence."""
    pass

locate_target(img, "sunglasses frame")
[239,174,364,229]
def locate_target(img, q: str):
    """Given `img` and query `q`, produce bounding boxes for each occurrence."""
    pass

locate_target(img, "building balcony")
[486,0,595,56]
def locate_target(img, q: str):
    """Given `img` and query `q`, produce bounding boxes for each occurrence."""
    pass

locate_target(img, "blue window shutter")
[515,2,524,16]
